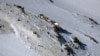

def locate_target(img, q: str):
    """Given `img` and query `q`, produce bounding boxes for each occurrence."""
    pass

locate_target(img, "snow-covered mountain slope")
[0,0,100,56]
[0,3,66,56]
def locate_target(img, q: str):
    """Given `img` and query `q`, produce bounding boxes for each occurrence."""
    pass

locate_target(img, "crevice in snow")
[49,0,54,3]
[72,13,99,28]
[84,34,98,44]
[14,4,27,15]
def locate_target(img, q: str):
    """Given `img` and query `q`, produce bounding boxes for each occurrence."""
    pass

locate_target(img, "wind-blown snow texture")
[0,0,100,56]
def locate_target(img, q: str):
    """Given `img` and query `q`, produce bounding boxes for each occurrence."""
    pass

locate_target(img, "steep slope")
[0,0,100,56]
[0,3,62,56]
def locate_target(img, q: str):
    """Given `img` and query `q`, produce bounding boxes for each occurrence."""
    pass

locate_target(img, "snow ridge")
[0,1,100,56]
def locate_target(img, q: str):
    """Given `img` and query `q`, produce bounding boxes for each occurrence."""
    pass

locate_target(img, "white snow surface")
[0,0,100,56]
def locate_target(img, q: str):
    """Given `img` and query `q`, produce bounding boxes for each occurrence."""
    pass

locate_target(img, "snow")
[0,0,100,56]
[0,34,40,56]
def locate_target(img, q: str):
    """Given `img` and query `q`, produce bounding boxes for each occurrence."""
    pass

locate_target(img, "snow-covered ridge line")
[0,1,100,56]
[0,3,65,56]
[37,13,89,56]
[0,3,87,56]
